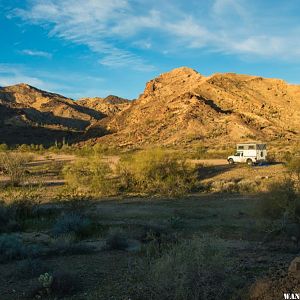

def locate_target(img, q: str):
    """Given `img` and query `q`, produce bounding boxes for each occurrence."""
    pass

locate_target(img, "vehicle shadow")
[198,164,235,180]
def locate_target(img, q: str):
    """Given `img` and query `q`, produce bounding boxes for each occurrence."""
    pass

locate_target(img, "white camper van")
[227,143,267,166]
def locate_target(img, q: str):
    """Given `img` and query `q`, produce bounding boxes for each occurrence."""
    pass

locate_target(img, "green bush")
[0,144,8,152]
[117,149,198,196]
[63,156,116,195]
[131,237,238,300]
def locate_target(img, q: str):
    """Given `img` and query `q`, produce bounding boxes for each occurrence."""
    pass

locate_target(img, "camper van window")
[234,153,240,156]
[248,145,255,149]
[261,151,263,157]
[238,146,244,150]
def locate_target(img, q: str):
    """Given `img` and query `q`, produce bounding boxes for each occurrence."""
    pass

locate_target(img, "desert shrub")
[49,234,94,255]
[167,215,185,229]
[17,144,31,152]
[210,180,237,193]
[0,152,33,186]
[209,179,261,194]
[131,237,238,300]
[0,234,41,262]
[106,227,129,250]
[117,148,198,196]
[258,179,299,220]
[237,179,259,193]
[63,156,116,195]
[287,156,300,183]
[93,143,119,155]
[0,143,8,152]
[52,213,92,238]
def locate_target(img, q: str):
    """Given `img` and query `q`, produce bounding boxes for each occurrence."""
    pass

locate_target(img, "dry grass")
[0,152,34,186]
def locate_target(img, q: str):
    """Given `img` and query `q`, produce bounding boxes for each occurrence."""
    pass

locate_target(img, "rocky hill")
[0,84,128,145]
[88,67,300,147]
[1,67,299,147]
[77,95,130,117]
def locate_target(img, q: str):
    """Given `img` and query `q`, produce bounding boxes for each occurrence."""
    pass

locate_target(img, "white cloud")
[11,0,300,65]
[13,0,157,70]
[21,49,52,58]
[0,64,67,91]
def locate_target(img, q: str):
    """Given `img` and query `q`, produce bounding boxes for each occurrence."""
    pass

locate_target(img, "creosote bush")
[0,152,33,186]
[117,148,198,196]
[63,155,116,195]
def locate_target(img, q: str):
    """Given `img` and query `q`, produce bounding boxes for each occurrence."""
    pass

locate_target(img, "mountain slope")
[77,95,131,117]
[0,84,128,145]
[88,67,300,146]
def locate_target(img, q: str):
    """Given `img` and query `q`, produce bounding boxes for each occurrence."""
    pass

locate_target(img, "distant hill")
[1,67,299,147]
[0,84,128,145]
[77,95,130,117]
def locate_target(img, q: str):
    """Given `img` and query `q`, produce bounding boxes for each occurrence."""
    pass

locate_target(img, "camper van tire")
[246,159,253,166]
[228,158,234,165]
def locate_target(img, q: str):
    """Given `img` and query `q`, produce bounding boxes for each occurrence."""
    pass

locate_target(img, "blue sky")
[1,0,300,99]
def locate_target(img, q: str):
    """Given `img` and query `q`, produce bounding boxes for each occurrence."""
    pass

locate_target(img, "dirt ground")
[0,153,297,299]
[0,194,298,299]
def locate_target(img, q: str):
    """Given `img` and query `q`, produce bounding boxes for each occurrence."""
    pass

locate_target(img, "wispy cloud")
[0,64,47,87]
[12,0,157,70]
[0,64,111,99]
[10,0,300,67]
[21,49,52,58]
[0,64,77,94]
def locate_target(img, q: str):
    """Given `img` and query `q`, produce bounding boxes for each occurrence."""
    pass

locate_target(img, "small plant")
[52,213,92,238]
[167,215,185,229]
[0,143,8,152]
[39,272,53,287]
[36,271,78,298]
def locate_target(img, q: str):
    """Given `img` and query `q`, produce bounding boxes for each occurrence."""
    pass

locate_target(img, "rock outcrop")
[88,67,300,146]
